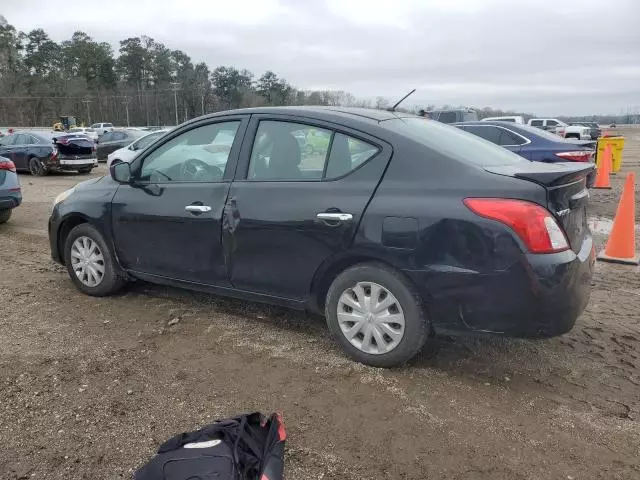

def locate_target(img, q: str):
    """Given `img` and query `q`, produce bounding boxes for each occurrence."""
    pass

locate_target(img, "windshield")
[385,117,526,166]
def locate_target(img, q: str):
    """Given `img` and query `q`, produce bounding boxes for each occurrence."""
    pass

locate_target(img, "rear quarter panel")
[350,135,548,328]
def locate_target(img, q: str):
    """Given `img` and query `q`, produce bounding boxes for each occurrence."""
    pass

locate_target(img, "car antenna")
[388,89,416,112]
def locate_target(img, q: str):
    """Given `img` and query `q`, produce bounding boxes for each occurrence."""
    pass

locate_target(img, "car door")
[0,134,18,167]
[224,115,391,301]
[103,132,127,156]
[10,134,31,170]
[110,116,248,285]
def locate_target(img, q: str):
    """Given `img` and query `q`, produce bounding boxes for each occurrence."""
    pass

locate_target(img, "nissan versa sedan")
[49,107,595,367]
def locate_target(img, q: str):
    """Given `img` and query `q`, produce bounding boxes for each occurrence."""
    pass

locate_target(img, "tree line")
[0,16,368,127]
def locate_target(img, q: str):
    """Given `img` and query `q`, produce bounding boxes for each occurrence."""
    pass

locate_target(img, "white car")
[527,118,591,140]
[91,122,114,136]
[67,127,98,141]
[481,115,525,124]
[106,129,170,168]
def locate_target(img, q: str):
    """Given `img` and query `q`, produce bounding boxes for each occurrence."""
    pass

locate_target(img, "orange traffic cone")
[597,172,639,265]
[593,144,612,189]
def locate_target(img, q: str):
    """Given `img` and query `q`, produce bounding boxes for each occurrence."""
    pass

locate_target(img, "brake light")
[464,198,569,254]
[0,158,16,173]
[555,151,593,162]
[557,129,565,137]
[50,149,59,163]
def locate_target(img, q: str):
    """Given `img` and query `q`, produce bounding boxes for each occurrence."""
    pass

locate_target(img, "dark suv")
[49,107,594,367]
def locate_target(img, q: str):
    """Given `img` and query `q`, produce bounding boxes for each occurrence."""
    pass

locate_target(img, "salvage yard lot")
[1,128,639,479]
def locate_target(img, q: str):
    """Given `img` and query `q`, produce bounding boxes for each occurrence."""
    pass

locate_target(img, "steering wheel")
[180,158,223,181]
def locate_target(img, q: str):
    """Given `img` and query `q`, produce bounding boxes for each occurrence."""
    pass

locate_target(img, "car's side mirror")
[110,160,131,183]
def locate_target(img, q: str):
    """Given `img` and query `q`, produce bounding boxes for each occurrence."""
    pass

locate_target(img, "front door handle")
[185,205,212,213]
[316,212,353,222]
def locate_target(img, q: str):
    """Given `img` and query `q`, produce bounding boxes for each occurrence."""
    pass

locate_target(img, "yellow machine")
[53,116,77,131]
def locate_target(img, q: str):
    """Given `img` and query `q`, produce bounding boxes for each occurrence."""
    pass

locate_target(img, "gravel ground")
[1,129,639,480]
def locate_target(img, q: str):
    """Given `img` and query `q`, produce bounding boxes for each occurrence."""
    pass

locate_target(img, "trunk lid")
[54,134,95,158]
[484,162,594,252]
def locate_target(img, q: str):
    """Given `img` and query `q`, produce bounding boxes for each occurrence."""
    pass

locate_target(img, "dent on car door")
[225,116,391,302]
[111,117,248,284]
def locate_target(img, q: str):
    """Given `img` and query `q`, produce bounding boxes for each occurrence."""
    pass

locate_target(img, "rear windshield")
[104,123,113,128]
[384,117,526,166]
[512,123,576,142]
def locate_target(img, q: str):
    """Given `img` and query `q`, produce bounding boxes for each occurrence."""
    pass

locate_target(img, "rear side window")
[546,120,559,127]
[385,118,526,166]
[437,111,458,124]
[247,120,379,181]
[463,125,501,144]
[530,120,543,127]
[499,129,527,146]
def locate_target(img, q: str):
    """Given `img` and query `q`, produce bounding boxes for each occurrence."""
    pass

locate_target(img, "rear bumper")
[0,191,22,210]
[408,235,595,338]
[56,157,97,170]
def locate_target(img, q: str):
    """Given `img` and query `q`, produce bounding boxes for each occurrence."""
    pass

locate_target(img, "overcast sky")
[3,0,640,115]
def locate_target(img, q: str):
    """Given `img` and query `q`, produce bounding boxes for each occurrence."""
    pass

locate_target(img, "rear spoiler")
[484,162,595,188]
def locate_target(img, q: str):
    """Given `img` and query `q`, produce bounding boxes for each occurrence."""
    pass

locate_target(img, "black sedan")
[96,129,146,161]
[49,107,595,367]
[0,131,97,175]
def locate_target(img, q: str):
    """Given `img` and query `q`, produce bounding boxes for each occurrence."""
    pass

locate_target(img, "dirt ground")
[1,128,639,480]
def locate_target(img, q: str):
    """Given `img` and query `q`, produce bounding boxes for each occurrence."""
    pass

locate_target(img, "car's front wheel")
[64,223,126,296]
[325,263,429,367]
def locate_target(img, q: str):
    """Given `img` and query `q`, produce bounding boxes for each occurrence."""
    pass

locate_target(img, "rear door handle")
[185,205,212,213]
[316,212,353,222]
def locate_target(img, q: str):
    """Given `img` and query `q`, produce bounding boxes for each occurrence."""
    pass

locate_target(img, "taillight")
[51,149,59,163]
[557,129,565,137]
[0,158,16,173]
[463,198,569,254]
[554,151,593,162]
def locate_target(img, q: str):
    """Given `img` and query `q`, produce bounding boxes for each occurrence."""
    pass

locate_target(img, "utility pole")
[122,97,130,127]
[82,98,92,125]
[170,82,181,126]
[201,94,205,116]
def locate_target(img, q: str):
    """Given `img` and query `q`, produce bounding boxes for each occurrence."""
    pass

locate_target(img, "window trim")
[236,114,384,183]
[457,124,531,147]
[128,115,249,184]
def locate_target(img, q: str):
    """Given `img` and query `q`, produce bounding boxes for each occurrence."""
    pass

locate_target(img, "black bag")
[135,412,286,480]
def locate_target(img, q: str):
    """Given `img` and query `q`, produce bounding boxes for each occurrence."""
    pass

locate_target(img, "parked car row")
[48,106,595,367]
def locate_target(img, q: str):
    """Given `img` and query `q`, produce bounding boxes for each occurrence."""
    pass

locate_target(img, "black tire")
[325,262,429,368]
[29,156,48,176]
[0,209,11,224]
[63,223,126,296]
[78,168,92,174]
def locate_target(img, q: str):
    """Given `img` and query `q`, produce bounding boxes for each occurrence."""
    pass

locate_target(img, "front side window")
[247,120,379,181]
[139,121,240,183]
[530,120,543,127]
[546,120,559,127]
[101,132,113,142]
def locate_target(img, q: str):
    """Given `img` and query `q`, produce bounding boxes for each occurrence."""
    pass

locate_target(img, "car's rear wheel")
[0,209,11,224]
[64,223,126,296]
[325,263,429,367]
[29,157,48,176]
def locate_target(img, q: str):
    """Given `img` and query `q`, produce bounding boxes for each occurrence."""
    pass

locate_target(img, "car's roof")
[205,106,416,124]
